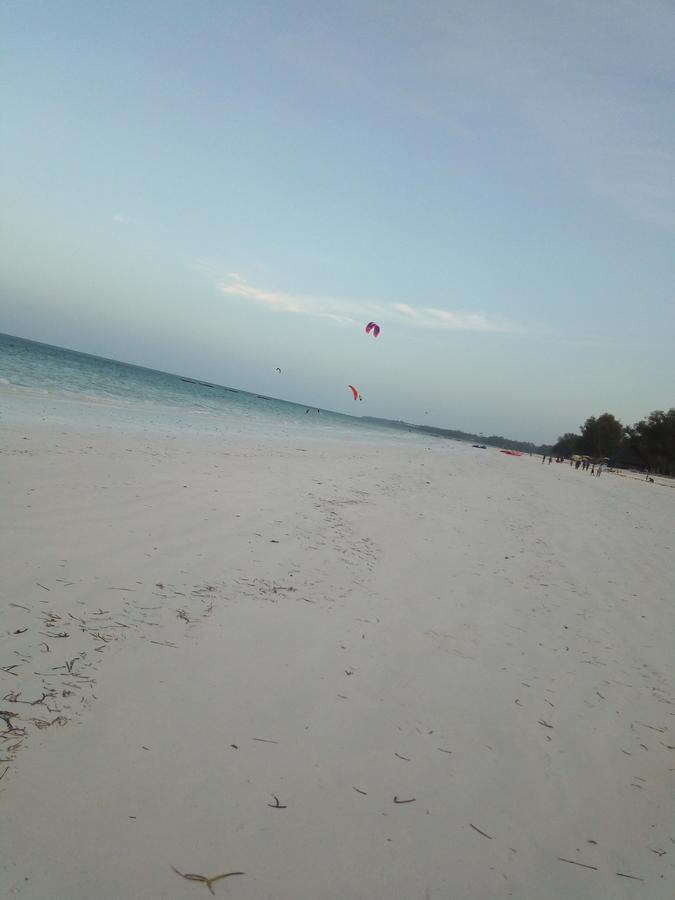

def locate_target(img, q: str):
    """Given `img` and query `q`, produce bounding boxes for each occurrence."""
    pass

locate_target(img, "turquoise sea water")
[0,333,421,445]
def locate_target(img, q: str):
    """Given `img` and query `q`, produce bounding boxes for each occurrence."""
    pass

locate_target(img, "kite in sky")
[365,321,381,338]
[348,384,363,401]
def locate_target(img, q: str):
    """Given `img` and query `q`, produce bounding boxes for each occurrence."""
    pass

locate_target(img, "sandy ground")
[1,423,673,899]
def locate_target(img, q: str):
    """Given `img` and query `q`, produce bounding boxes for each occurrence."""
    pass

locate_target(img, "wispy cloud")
[112,213,130,224]
[217,273,516,333]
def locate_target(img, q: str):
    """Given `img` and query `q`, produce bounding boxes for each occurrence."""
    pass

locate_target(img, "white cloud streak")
[217,274,516,333]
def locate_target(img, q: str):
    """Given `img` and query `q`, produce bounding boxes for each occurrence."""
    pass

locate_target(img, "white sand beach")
[1,423,673,898]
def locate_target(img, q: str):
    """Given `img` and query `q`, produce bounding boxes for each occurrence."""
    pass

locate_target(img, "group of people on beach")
[542,455,603,476]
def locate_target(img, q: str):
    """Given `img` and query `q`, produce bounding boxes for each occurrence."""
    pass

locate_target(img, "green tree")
[552,432,580,457]
[624,409,675,473]
[578,413,624,458]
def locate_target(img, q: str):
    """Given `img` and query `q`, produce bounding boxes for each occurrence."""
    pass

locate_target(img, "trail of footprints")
[2,485,379,778]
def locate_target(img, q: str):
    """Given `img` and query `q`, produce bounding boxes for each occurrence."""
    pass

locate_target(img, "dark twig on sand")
[469,823,493,839]
[557,857,598,871]
[0,665,19,676]
[36,583,50,591]
[393,796,416,804]
[0,766,9,781]
[352,787,367,795]
[89,630,112,643]
[252,737,278,744]
[635,721,666,733]
[394,752,411,761]
[4,692,50,707]
[267,794,287,809]
[0,710,19,730]
[616,872,644,881]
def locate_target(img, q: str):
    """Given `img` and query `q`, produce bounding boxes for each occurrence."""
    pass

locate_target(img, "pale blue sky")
[1,1,673,442]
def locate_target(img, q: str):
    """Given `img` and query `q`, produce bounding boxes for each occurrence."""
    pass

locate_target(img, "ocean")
[0,332,422,445]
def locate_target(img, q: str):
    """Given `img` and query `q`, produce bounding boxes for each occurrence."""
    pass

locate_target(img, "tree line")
[552,409,675,476]
[362,417,545,454]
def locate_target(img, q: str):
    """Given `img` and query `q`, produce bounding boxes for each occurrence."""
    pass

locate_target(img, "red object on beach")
[499,449,523,456]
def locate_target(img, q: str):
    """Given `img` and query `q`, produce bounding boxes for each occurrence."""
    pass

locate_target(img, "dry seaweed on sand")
[171,866,244,895]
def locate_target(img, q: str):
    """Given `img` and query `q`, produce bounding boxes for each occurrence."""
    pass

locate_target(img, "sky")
[1,0,674,443]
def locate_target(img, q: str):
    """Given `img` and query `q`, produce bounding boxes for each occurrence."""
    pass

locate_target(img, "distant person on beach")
[596,464,602,477]
[542,454,546,464]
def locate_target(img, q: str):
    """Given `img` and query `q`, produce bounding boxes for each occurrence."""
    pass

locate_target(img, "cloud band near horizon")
[216,274,516,333]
